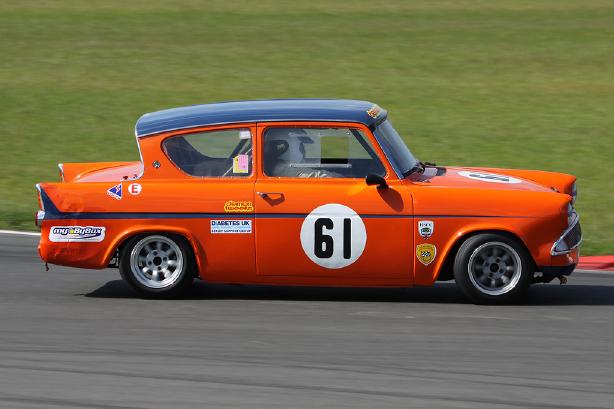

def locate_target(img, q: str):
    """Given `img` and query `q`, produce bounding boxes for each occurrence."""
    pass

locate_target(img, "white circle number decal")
[458,170,522,184]
[300,204,367,269]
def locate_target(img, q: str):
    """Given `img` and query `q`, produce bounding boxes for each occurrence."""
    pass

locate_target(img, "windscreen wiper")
[403,162,424,177]
[403,161,437,177]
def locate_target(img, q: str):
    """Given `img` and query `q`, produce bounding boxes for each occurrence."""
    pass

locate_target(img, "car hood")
[408,166,556,193]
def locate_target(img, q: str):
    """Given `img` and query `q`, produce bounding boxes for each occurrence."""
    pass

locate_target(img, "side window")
[163,128,252,177]
[263,127,386,178]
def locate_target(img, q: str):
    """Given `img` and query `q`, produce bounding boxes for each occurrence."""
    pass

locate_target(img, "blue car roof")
[135,99,386,137]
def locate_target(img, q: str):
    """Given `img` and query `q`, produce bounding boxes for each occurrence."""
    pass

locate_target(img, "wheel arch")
[105,226,204,278]
[434,228,535,282]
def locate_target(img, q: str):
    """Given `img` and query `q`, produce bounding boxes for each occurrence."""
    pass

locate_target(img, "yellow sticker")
[224,200,254,213]
[366,105,382,119]
[416,243,436,266]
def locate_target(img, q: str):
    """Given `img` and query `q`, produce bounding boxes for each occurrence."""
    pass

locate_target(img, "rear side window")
[163,128,252,177]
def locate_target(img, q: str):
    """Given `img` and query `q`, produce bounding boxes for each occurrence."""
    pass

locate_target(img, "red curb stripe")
[578,256,614,271]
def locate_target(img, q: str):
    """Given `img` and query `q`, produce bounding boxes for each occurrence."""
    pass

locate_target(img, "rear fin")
[60,162,141,182]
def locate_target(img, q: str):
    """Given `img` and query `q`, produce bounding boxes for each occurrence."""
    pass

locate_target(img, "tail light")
[35,184,45,229]
[34,210,45,228]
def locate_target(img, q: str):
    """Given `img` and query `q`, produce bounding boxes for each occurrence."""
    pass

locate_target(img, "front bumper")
[534,212,581,283]
[535,264,576,283]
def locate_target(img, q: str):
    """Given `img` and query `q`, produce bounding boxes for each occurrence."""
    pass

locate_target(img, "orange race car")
[35,99,581,303]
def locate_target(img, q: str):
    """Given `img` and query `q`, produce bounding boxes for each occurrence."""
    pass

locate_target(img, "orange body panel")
[37,119,578,288]
[60,161,143,182]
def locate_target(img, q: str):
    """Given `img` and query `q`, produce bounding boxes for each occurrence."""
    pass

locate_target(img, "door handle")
[257,191,284,199]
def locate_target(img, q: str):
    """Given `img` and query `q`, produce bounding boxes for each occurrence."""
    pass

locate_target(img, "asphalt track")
[1,233,614,409]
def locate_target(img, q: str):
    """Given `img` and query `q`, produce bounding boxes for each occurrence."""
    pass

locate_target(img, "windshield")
[373,119,419,177]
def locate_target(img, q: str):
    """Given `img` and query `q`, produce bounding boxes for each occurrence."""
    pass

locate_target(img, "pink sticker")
[233,154,249,174]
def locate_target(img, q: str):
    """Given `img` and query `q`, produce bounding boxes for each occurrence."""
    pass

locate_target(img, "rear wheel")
[453,233,533,304]
[119,234,195,298]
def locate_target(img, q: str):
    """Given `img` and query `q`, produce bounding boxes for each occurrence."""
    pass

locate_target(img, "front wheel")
[453,234,533,304]
[119,234,195,298]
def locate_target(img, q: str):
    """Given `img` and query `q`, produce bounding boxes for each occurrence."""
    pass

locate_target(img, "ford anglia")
[35,99,581,303]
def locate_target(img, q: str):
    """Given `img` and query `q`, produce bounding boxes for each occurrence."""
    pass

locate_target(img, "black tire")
[453,233,533,304]
[119,233,195,298]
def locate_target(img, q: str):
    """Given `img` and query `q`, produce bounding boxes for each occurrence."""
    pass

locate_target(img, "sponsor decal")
[300,204,367,269]
[232,154,249,174]
[416,243,436,266]
[239,130,252,140]
[107,183,122,200]
[366,104,382,119]
[458,171,522,184]
[49,226,106,242]
[127,183,142,195]
[418,220,434,239]
[224,200,254,213]
[210,219,252,234]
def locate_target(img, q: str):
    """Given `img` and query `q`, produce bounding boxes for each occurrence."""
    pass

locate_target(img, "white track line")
[0,230,40,236]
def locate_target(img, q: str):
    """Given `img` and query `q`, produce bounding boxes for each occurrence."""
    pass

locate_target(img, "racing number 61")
[314,217,352,259]
[300,204,367,269]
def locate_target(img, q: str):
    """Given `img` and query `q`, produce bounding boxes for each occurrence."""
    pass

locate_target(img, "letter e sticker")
[300,204,366,269]
[128,183,142,195]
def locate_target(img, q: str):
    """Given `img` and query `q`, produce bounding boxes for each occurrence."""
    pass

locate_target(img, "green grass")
[1,0,612,254]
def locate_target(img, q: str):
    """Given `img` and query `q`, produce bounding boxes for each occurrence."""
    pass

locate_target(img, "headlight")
[567,203,574,226]
[571,182,577,205]
[551,212,582,256]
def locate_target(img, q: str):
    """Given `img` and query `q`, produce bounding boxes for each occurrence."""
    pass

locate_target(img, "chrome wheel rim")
[130,235,183,289]
[468,242,522,296]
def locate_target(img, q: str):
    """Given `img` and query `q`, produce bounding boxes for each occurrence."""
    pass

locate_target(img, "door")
[254,123,414,282]
[161,125,256,282]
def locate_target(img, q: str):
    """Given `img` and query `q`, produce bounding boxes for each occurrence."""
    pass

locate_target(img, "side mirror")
[365,173,388,189]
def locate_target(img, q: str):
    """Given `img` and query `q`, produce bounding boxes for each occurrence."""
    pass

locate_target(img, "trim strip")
[39,187,531,221]
[42,211,528,221]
